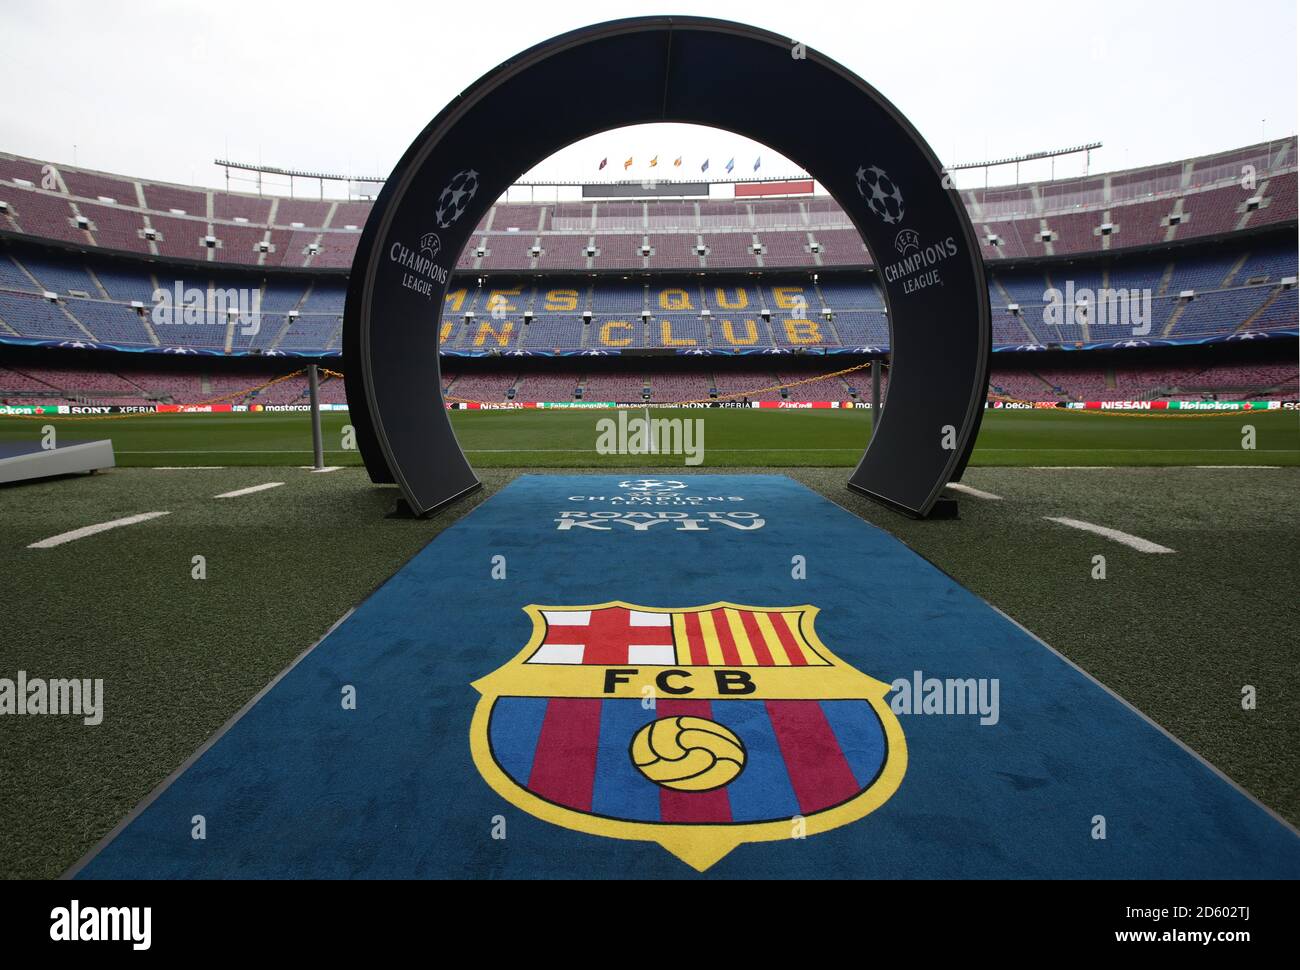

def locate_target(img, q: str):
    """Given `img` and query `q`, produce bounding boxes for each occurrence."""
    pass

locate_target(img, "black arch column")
[344,16,990,517]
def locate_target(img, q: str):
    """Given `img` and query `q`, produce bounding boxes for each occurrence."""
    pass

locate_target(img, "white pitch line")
[1043,516,1175,554]
[153,466,225,470]
[28,511,171,549]
[214,482,285,499]
[945,482,1002,500]
[299,466,343,473]
[1194,465,1280,469]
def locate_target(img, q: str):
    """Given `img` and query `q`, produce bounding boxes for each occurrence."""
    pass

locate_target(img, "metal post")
[870,359,882,441]
[308,364,324,470]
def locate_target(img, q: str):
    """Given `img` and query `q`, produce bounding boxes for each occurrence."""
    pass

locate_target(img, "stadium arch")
[343,16,991,517]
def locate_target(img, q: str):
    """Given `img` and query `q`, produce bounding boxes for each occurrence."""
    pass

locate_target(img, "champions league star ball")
[856,165,905,225]
[631,716,747,791]
[435,169,480,228]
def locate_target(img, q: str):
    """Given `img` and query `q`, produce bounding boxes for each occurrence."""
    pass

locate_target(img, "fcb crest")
[470,602,907,871]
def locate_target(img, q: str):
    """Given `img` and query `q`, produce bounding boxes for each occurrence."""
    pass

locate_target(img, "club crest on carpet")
[470,601,907,871]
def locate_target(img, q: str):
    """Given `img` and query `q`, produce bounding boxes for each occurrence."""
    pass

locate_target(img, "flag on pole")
[701,159,710,173]
[753,157,762,172]
[649,155,659,168]
[673,157,682,167]
[598,158,607,170]
[725,157,735,173]
[623,157,633,170]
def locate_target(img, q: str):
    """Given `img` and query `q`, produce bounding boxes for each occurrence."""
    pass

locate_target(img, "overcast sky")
[1,0,1295,195]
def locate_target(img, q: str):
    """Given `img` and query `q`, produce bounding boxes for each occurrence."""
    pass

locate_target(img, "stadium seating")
[0,292,88,339]
[445,371,520,401]
[0,139,1295,365]
[2,242,1291,354]
[581,373,648,401]
[3,139,1294,271]
[2,356,1294,408]
[513,370,582,401]
[646,370,715,402]
[987,370,1057,400]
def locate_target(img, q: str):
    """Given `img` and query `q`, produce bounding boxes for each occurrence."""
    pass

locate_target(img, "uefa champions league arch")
[343,16,991,517]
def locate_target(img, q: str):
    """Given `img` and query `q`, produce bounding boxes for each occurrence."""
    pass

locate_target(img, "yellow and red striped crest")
[470,601,907,871]
[523,605,830,668]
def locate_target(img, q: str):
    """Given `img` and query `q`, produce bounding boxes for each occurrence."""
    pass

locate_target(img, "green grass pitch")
[1,406,1297,467]
[0,407,1296,877]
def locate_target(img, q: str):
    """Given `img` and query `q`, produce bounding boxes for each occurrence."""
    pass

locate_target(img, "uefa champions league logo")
[862,161,959,297]
[855,165,905,225]
[618,479,688,492]
[894,229,920,255]
[434,169,480,228]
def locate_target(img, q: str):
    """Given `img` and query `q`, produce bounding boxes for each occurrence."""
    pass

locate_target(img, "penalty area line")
[214,482,285,499]
[945,482,1002,500]
[1043,516,1175,554]
[28,511,171,549]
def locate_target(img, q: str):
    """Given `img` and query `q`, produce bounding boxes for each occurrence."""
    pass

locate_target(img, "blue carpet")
[0,442,46,459]
[76,475,1300,878]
